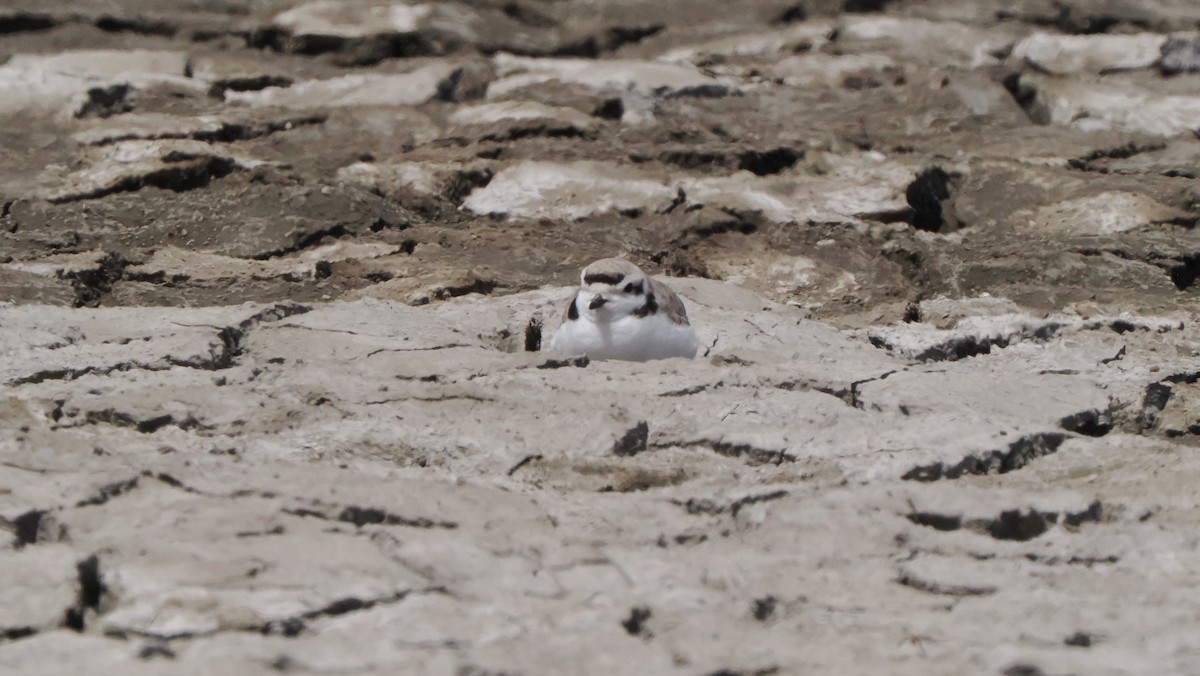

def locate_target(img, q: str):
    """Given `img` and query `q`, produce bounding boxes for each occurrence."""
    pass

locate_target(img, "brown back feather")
[648,277,690,325]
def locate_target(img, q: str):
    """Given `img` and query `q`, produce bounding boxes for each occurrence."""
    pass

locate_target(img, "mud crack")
[250,224,351,260]
[47,156,238,204]
[9,356,210,386]
[89,115,326,146]
[908,501,1103,541]
[772,376,858,407]
[662,439,795,465]
[896,570,996,597]
[5,313,258,385]
[846,370,898,408]
[903,431,1069,481]
[506,454,544,476]
[2,509,54,548]
[870,325,1062,362]
[0,12,55,34]
[284,505,457,530]
[621,606,652,637]
[612,422,650,457]
[123,588,442,640]
[672,489,788,516]
[64,555,108,631]
[168,303,312,372]
[81,409,206,434]
[537,356,590,369]
[208,75,294,98]
[1067,141,1166,173]
[703,667,780,676]
[479,123,592,144]
[94,15,177,37]
[0,626,38,643]
[658,382,719,397]
[77,476,141,507]
[259,588,445,637]
[738,147,803,176]
[550,24,664,58]
[250,26,452,66]
[284,592,413,632]
[1058,408,1113,437]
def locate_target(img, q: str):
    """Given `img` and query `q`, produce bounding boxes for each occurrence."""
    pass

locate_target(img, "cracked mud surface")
[3,1,1200,674]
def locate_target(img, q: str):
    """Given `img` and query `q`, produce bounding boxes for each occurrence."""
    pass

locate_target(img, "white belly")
[550,313,699,361]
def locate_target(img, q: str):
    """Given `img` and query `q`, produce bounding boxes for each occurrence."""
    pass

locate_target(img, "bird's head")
[577,259,650,322]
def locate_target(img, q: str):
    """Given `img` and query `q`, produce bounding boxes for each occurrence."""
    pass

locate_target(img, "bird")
[549,258,700,361]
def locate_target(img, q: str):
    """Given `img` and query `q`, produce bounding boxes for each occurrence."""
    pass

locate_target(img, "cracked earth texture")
[3,1,1200,674]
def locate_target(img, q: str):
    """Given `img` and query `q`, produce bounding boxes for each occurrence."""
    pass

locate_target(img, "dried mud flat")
[3,1,1200,674]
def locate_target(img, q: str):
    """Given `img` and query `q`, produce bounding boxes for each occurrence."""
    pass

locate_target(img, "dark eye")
[624,281,643,294]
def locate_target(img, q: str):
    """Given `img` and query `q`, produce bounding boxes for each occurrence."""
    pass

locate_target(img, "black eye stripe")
[623,281,644,294]
[584,273,624,286]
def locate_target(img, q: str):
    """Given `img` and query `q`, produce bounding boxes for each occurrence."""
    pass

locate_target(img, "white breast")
[550,312,699,361]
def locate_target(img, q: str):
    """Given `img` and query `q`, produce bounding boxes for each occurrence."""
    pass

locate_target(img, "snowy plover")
[550,258,700,361]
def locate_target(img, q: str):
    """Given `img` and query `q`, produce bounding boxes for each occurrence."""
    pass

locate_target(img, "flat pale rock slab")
[1011,32,1168,74]
[338,160,488,198]
[677,150,916,224]
[6,2,1200,673]
[272,0,447,38]
[462,160,677,220]
[71,111,326,146]
[656,21,835,64]
[30,140,249,204]
[837,16,1021,68]
[867,304,1182,361]
[266,0,529,55]
[1029,191,1188,236]
[488,53,737,99]
[451,100,592,127]
[0,545,80,631]
[226,63,457,108]
[1028,75,1200,136]
[463,153,915,223]
[0,50,192,118]
[0,303,253,388]
[0,283,1111,485]
[768,53,898,88]
[4,277,1200,674]
[124,243,402,284]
